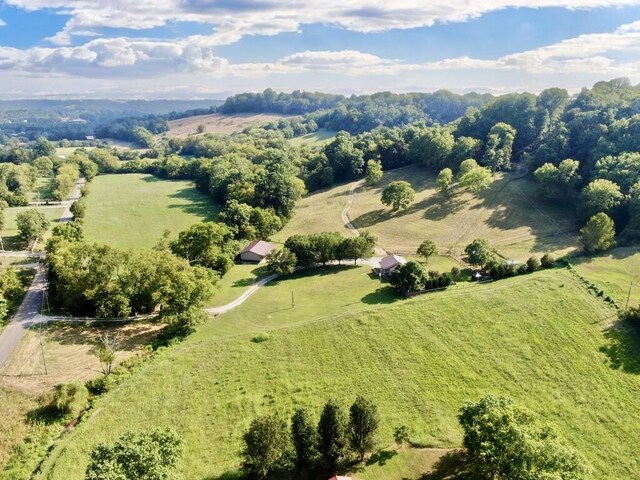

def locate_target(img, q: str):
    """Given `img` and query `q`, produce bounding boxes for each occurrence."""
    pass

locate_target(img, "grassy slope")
[38,269,640,480]
[83,174,219,249]
[0,206,64,251]
[572,246,640,307]
[347,166,578,260]
[288,128,338,147]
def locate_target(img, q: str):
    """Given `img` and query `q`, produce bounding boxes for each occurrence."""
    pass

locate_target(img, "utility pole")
[291,291,294,309]
[625,282,633,310]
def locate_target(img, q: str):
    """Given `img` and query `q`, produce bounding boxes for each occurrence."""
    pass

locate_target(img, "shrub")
[526,256,540,272]
[252,333,270,343]
[540,253,556,269]
[450,267,461,278]
[517,264,529,275]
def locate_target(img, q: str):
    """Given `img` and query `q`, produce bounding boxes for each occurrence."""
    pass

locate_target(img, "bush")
[517,264,529,275]
[450,267,460,278]
[252,333,270,343]
[526,256,540,272]
[540,253,556,268]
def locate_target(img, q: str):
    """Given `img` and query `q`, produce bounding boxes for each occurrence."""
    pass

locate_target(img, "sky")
[0,1,639,99]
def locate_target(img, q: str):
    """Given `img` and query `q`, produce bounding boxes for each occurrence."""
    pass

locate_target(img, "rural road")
[204,273,279,316]
[0,177,85,370]
[0,266,47,369]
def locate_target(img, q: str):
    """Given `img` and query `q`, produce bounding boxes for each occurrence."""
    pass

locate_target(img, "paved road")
[0,266,47,369]
[59,177,86,223]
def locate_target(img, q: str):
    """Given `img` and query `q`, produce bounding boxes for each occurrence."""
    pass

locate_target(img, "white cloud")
[5,0,640,45]
[0,19,6,27]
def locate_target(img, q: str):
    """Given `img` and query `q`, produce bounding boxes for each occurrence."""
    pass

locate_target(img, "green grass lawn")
[572,246,640,308]
[288,128,337,147]
[204,264,269,308]
[36,268,640,479]
[28,177,55,202]
[0,206,64,251]
[83,174,219,249]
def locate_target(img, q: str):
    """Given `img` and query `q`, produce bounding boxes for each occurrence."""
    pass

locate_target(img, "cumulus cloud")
[0,19,6,26]
[5,0,640,45]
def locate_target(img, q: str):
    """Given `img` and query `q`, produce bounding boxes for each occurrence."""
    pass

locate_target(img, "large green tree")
[435,168,453,195]
[579,178,623,220]
[458,395,585,480]
[317,400,348,470]
[417,239,438,264]
[408,126,455,171]
[16,209,49,247]
[381,181,415,211]
[365,159,383,186]
[291,408,317,473]
[348,396,379,461]
[464,238,494,267]
[390,261,428,295]
[580,212,616,254]
[241,415,291,479]
[85,428,182,480]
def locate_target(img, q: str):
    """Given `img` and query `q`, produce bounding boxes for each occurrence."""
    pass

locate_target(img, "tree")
[381,181,415,212]
[85,428,183,480]
[458,395,585,480]
[33,156,54,176]
[390,261,428,295]
[291,408,317,472]
[170,222,236,275]
[317,400,348,469]
[196,124,206,134]
[417,240,438,264]
[16,209,49,248]
[341,235,375,265]
[579,179,623,220]
[266,248,297,275]
[408,126,455,171]
[460,165,492,195]
[365,159,383,186]
[435,168,453,195]
[348,396,379,461]
[96,332,120,376]
[241,415,291,479]
[70,198,87,222]
[458,158,479,178]
[580,212,616,254]
[482,122,516,171]
[464,238,494,267]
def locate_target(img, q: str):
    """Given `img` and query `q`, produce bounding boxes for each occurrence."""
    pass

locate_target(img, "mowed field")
[573,246,640,307]
[165,113,292,137]
[37,268,640,479]
[83,174,218,249]
[276,165,579,261]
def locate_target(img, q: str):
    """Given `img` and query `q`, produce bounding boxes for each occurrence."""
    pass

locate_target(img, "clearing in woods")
[36,269,640,480]
[164,113,292,137]
[83,174,219,249]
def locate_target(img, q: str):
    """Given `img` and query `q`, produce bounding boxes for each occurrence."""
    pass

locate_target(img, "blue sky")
[0,1,639,98]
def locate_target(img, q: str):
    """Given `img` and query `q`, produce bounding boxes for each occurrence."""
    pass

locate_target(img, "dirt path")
[343,180,387,256]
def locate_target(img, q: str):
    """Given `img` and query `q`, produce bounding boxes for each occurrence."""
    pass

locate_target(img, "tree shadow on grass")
[417,449,468,480]
[422,195,467,221]
[365,449,398,466]
[166,187,220,221]
[361,286,401,305]
[43,322,162,353]
[600,320,640,374]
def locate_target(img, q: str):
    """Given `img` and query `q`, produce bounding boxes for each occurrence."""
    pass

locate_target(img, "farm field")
[165,113,291,137]
[572,246,640,308]
[0,206,64,251]
[288,128,338,146]
[37,268,640,480]
[346,166,579,260]
[83,174,219,249]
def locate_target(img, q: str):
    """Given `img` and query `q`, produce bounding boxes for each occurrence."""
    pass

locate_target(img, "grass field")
[0,206,64,251]
[288,128,338,146]
[83,174,219,249]
[165,113,291,138]
[36,268,640,479]
[204,264,269,308]
[572,246,640,308]
[28,177,55,202]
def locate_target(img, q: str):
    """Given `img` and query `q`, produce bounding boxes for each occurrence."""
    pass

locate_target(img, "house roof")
[379,254,407,270]
[328,477,352,480]
[240,240,275,257]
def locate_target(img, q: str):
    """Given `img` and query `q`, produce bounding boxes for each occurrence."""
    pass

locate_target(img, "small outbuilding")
[328,477,352,480]
[239,240,275,263]
[378,254,407,276]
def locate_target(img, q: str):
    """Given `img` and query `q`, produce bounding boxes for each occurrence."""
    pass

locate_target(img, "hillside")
[164,113,293,137]
[36,269,640,479]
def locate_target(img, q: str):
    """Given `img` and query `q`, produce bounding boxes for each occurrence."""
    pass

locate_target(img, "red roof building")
[239,240,275,263]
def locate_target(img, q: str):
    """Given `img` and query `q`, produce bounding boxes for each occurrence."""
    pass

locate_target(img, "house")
[328,477,352,480]
[85,135,95,141]
[239,240,275,263]
[378,254,407,276]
